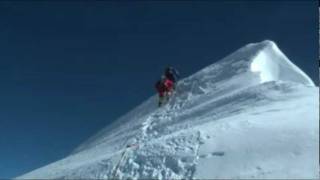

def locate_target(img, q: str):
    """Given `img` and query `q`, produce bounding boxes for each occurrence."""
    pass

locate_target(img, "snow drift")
[16,40,319,179]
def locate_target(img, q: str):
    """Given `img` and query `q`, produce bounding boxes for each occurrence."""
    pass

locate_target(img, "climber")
[164,66,180,89]
[155,75,174,107]
[164,66,180,83]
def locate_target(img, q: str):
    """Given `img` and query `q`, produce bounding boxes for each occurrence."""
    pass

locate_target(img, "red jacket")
[155,79,174,96]
[164,79,174,91]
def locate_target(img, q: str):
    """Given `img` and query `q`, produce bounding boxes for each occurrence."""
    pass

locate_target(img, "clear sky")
[0,1,318,178]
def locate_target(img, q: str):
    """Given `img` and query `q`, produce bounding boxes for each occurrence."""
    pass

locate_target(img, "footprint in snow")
[199,151,225,159]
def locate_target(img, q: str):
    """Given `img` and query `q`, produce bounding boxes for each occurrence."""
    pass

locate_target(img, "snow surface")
[16,40,319,179]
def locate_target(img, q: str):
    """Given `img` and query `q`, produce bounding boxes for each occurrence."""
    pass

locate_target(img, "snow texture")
[16,40,319,179]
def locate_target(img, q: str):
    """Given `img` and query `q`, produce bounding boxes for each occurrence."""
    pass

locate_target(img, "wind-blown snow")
[250,41,314,85]
[16,40,319,179]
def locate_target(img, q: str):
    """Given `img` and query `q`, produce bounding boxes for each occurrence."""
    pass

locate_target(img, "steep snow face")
[16,40,318,179]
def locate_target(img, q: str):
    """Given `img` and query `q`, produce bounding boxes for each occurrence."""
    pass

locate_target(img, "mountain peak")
[17,40,319,179]
[173,40,315,106]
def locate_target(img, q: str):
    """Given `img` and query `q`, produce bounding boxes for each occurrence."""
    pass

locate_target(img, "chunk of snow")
[250,40,315,86]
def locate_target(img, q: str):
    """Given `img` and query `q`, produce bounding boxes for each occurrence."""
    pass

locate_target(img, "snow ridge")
[71,40,314,154]
[74,40,315,154]
[16,40,318,179]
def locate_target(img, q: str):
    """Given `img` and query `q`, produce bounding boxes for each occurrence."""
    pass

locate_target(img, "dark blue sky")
[0,1,318,178]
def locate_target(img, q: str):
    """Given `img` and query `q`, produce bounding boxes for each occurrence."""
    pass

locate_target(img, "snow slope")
[17,40,319,179]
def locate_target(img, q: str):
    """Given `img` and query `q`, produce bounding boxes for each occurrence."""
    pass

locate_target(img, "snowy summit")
[17,40,319,179]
